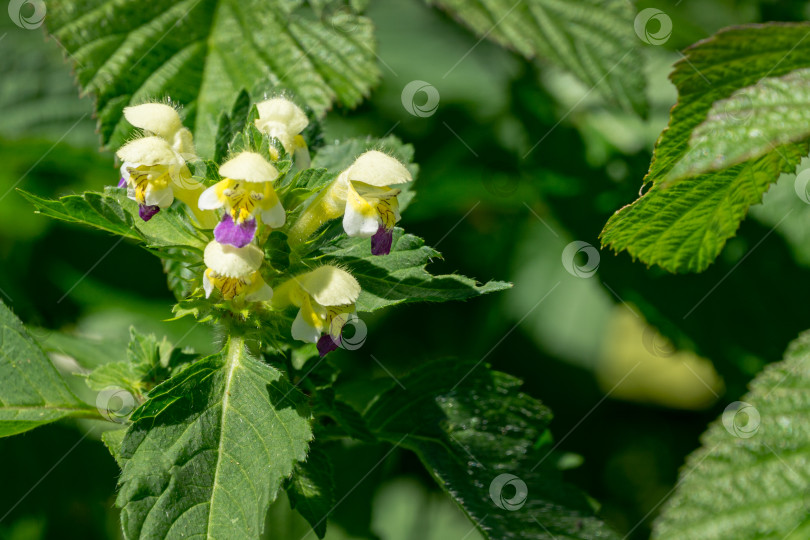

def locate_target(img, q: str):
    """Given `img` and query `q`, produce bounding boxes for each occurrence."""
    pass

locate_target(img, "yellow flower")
[288,151,412,254]
[272,265,361,356]
[202,241,272,302]
[198,152,286,247]
[255,97,310,165]
[117,103,216,226]
[123,103,195,156]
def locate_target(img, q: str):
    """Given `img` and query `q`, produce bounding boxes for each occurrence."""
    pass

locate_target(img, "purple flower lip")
[317,334,340,357]
[214,214,257,248]
[117,177,127,188]
[371,225,393,256]
[139,204,161,221]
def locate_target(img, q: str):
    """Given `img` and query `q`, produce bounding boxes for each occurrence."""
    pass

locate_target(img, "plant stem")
[226,332,246,365]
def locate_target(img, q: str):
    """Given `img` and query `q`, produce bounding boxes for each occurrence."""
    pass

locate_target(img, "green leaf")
[19,188,207,251]
[280,168,333,205]
[365,360,619,540]
[110,189,208,250]
[287,442,335,539]
[667,67,810,181]
[126,327,163,366]
[601,144,806,273]
[264,231,292,273]
[84,362,145,395]
[321,229,511,312]
[601,23,810,273]
[116,337,312,538]
[426,0,647,115]
[83,328,197,402]
[0,300,97,437]
[102,428,127,467]
[312,136,417,177]
[213,89,252,163]
[46,0,380,156]
[20,189,141,242]
[313,388,375,442]
[653,330,810,540]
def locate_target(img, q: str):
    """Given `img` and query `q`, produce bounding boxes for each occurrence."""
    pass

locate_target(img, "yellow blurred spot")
[597,306,723,410]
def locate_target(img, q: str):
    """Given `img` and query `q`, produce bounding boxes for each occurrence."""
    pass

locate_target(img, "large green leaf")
[667,68,810,181]
[20,188,207,250]
[20,189,141,241]
[601,23,810,273]
[653,330,810,540]
[46,0,380,156]
[427,0,647,115]
[601,144,806,273]
[365,361,619,540]
[0,300,97,437]
[321,229,511,312]
[116,337,312,539]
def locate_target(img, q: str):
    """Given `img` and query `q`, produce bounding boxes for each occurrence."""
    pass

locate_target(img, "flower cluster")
[115,97,412,355]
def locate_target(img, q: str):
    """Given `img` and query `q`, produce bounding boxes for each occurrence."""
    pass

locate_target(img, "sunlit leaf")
[116,338,312,538]
[602,23,810,273]
[667,67,810,181]
[654,330,810,540]
[46,0,380,156]
[19,188,207,251]
[321,229,511,312]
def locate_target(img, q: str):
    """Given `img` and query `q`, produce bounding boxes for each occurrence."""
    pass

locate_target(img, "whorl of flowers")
[114,97,413,356]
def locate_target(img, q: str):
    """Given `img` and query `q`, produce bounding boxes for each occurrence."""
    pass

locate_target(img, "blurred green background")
[3,0,810,538]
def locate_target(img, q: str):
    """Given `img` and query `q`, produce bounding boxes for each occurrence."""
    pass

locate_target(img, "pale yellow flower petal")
[123,103,182,141]
[346,150,412,187]
[298,266,361,307]
[255,97,309,134]
[117,136,182,167]
[203,241,263,278]
[219,152,280,183]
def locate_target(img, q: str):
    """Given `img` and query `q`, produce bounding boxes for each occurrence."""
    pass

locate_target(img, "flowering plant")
[11,94,515,539]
